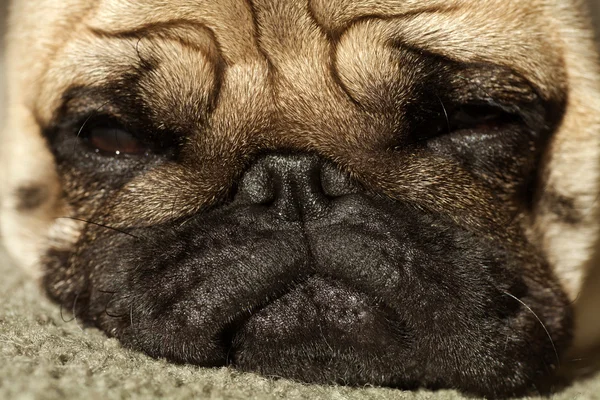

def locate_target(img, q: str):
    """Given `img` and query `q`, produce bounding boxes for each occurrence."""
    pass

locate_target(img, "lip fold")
[223,276,410,382]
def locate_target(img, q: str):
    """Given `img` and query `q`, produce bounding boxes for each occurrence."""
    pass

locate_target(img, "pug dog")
[3,0,600,397]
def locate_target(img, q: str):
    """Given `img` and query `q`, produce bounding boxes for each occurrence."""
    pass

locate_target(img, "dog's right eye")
[83,125,150,156]
[68,113,182,161]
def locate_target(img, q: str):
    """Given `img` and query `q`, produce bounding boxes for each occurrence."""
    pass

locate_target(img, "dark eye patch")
[389,42,560,150]
[49,111,179,162]
[385,53,562,206]
[43,85,183,159]
[40,86,185,193]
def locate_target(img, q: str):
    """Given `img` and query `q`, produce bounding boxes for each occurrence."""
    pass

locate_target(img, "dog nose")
[234,153,358,221]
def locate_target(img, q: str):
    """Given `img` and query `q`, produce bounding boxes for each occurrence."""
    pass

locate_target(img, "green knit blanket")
[2,247,600,400]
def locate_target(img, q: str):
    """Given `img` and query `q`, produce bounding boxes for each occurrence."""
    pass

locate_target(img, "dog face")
[3,0,600,397]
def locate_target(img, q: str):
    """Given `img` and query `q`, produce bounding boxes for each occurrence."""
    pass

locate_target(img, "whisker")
[105,300,128,319]
[171,191,183,220]
[72,100,113,152]
[58,216,140,239]
[72,292,84,332]
[503,291,560,367]
[59,302,75,323]
[436,94,451,134]
[101,290,129,319]
[130,302,135,332]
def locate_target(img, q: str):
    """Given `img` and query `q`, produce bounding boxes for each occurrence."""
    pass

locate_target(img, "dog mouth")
[114,202,418,369]
[222,275,410,383]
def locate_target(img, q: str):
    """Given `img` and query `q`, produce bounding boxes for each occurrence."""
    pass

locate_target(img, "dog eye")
[83,125,150,156]
[448,105,516,131]
[412,104,519,144]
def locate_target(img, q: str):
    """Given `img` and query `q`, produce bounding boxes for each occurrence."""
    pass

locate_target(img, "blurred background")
[0,0,7,126]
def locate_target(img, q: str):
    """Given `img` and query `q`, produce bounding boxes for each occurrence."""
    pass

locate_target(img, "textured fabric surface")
[1,248,600,400]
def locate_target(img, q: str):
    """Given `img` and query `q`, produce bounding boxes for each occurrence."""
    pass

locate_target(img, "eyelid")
[448,67,543,120]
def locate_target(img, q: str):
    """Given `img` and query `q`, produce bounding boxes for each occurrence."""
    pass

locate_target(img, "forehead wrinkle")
[136,40,220,133]
[35,29,219,127]
[89,20,223,58]
[393,12,563,100]
[310,0,563,100]
[309,0,461,35]
[27,3,101,121]
[251,1,396,145]
[337,16,562,101]
[34,34,142,123]
[88,0,262,64]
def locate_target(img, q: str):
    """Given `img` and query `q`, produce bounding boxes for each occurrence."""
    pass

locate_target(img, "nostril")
[235,163,276,206]
[321,162,360,198]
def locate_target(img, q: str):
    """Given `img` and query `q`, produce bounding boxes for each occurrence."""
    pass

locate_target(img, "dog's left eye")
[448,105,506,130]
[83,124,150,156]
[448,104,521,133]
[412,104,520,145]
